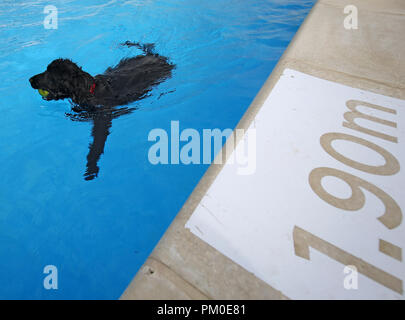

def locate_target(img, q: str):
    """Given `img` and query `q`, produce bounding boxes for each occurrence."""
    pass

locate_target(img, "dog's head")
[29,59,93,103]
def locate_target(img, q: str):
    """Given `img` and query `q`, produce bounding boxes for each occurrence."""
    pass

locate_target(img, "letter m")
[343,100,397,143]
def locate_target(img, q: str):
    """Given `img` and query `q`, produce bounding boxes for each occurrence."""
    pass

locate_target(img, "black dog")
[29,42,175,180]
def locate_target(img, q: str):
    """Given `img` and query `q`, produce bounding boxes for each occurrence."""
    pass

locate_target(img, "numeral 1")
[293,226,402,294]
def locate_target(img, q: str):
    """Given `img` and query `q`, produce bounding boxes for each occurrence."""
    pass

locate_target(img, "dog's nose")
[29,76,37,88]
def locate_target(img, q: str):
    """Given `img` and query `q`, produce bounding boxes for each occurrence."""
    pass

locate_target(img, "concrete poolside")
[121,0,405,300]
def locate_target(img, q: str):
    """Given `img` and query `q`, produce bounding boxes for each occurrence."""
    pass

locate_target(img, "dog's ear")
[46,59,95,105]
[68,70,95,105]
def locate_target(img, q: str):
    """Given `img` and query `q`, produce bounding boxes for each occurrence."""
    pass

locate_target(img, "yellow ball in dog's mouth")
[38,89,49,97]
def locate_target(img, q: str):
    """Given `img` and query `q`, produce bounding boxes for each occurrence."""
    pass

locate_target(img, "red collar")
[89,83,96,94]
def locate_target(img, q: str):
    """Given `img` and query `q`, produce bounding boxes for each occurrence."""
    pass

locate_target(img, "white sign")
[186,69,405,299]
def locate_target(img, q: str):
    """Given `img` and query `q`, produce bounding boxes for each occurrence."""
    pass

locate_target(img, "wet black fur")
[29,44,174,110]
[29,42,175,181]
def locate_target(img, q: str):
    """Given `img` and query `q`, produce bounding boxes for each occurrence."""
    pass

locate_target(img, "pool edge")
[120,0,405,300]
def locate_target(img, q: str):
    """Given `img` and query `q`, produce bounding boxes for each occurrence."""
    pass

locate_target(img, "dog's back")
[97,54,175,106]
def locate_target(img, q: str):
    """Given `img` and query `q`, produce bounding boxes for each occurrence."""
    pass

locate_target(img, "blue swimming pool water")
[0,0,314,299]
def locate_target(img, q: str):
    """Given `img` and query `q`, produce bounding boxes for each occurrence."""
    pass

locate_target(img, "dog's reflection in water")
[29,42,175,181]
[66,106,135,180]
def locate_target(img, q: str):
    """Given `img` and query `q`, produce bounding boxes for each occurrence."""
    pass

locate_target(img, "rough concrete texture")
[121,0,405,300]
[121,258,209,300]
